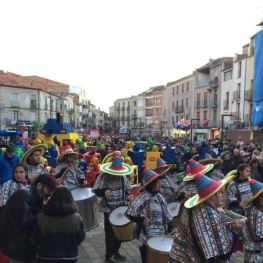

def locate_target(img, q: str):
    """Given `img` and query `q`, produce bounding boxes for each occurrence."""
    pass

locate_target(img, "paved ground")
[77,213,245,263]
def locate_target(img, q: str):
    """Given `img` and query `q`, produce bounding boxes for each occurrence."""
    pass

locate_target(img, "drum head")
[71,188,93,201]
[167,202,181,217]
[109,206,130,226]
[147,237,173,252]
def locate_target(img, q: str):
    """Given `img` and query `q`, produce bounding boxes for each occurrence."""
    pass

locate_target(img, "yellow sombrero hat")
[243,179,263,207]
[185,173,229,208]
[221,170,237,194]
[198,153,223,165]
[183,159,214,182]
[21,144,47,164]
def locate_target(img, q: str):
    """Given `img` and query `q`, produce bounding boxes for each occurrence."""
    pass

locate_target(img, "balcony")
[244,89,253,101]
[146,102,153,107]
[233,90,241,100]
[197,79,209,87]
[121,107,125,111]
[146,113,153,117]
[175,105,184,112]
[131,115,137,119]
[67,108,74,114]
[201,119,219,127]
[223,100,230,110]
[210,99,218,108]
[203,100,208,107]
[116,107,120,112]
[195,101,202,108]
[209,77,219,89]
[92,114,96,118]
[121,116,125,120]
[30,101,37,109]
[11,101,20,108]
[126,106,130,111]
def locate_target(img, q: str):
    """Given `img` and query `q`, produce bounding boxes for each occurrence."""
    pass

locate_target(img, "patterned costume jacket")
[242,205,263,263]
[94,172,131,213]
[55,163,85,190]
[125,191,173,246]
[159,175,178,204]
[168,202,233,263]
[173,181,197,201]
[27,164,48,180]
[0,179,25,207]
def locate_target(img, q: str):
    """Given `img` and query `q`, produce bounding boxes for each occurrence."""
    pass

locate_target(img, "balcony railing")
[223,100,229,110]
[11,101,20,108]
[209,77,219,89]
[195,101,202,108]
[146,102,153,107]
[233,90,241,100]
[67,108,74,114]
[200,119,219,127]
[244,89,253,101]
[30,101,37,109]
[203,100,208,107]
[121,107,125,111]
[210,99,218,108]
[197,79,209,87]
[131,115,137,119]
[175,105,184,112]
[146,113,153,117]
[231,112,242,120]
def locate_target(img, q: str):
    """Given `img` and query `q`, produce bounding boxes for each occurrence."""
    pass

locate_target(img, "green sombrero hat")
[198,153,222,165]
[100,156,132,176]
[21,144,47,164]
[183,159,214,182]
[243,179,263,207]
[185,173,229,208]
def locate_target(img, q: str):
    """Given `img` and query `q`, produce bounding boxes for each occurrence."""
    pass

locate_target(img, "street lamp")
[221,114,233,142]
[190,118,200,142]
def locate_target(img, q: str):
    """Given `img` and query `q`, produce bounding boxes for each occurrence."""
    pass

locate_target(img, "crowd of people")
[1,133,263,263]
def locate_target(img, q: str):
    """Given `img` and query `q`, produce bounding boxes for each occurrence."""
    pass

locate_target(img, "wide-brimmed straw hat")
[153,157,170,176]
[183,159,214,182]
[243,179,263,207]
[184,173,229,208]
[100,156,132,176]
[57,145,82,162]
[21,144,47,164]
[139,168,161,192]
[198,153,222,165]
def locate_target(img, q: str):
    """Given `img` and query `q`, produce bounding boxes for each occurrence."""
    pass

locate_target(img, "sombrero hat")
[57,145,82,162]
[100,156,132,176]
[153,157,170,176]
[222,170,237,194]
[243,179,263,207]
[184,173,229,208]
[183,159,214,182]
[198,153,222,165]
[21,144,47,164]
[139,168,161,192]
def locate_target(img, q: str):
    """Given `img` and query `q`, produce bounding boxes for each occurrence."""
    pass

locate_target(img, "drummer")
[125,167,173,263]
[168,173,245,263]
[153,157,177,204]
[93,156,133,263]
[55,145,87,190]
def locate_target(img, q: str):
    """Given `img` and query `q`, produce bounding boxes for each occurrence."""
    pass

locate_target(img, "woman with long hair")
[36,186,85,263]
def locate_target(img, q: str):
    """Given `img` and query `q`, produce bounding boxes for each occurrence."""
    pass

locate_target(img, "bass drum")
[109,205,134,241]
[147,236,173,263]
[71,188,99,231]
[167,202,181,228]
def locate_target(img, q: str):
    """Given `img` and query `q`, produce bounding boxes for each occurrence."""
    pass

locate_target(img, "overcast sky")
[0,0,262,113]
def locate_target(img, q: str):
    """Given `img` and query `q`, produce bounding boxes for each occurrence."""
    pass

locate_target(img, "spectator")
[0,146,20,186]
[97,144,107,161]
[231,149,243,169]
[249,156,263,183]
[221,151,235,176]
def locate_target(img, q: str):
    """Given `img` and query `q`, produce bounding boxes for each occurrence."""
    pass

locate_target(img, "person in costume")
[169,173,244,263]
[78,160,88,173]
[173,159,213,202]
[125,167,173,263]
[21,144,49,184]
[225,163,252,215]
[153,157,177,204]
[242,179,263,262]
[93,156,133,263]
[55,145,86,190]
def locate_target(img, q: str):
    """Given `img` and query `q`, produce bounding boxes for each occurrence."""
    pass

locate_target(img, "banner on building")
[89,129,99,139]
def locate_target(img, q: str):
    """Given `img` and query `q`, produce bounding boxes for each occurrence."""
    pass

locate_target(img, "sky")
[0,0,262,113]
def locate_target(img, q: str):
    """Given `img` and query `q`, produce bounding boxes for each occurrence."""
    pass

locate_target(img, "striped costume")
[242,205,263,263]
[159,175,178,204]
[173,181,197,201]
[126,191,172,246]
[27,164,48,180]
[168,202,233,263]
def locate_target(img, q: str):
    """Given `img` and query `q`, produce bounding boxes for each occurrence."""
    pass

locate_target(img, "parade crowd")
[0,134,263,263]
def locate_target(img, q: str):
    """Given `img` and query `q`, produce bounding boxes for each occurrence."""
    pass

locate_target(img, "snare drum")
[109,205,134,241]
[71,188,99,231]
[167,202,181,228]
[130,183,141,197]
[147,236,173,263]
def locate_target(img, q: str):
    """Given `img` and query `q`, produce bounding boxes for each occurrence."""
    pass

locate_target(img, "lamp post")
[221,114,233,142]
[190,118,200,142]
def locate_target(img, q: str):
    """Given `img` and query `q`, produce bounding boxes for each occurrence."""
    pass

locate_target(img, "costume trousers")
[104,213,121,258]
[139,245,147,263]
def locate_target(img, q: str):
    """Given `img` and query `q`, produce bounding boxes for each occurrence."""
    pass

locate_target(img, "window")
[238,62,242,78]
[251,79,253,89]
[181,115,184,120]
[156,108,159,114]
[186,82,189,91]
[172,101,175,109]
[213,110,217,121]
[155,98,160,104]
[181,99,184,106]
[204,111,208,120]
[31,95,37,108]
[182,84,184,93]
[12,93,18,102]
[176,86,179,94]
[197,112,200,119]
[186,114,189,120]
[13,110,18,120]
[176,116,178,122]
[224,70,232,81]
[214,69,218,77]
[172,87,175,95]
[137,100,144,107]
[134,101,137,106]
[186,98,189,106]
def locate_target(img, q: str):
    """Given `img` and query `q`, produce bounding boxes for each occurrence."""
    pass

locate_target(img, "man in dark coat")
[1,174,57,263]
[231,149,243,169]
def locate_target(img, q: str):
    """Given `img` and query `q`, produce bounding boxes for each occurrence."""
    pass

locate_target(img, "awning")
[194,129,208,134]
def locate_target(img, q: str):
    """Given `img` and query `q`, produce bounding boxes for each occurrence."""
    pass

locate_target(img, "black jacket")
[1,185,43,262]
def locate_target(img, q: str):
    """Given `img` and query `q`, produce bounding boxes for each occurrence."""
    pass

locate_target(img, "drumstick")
[40,162,48,174]
[161,230,176,241]
[60,163,73,181]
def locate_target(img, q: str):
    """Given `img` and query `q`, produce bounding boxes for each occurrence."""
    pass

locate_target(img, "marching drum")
[167,202,181,228]
[130,183,141,197]
[71,188,99,231]
[109,205,134,241]
[147,236,173,263]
